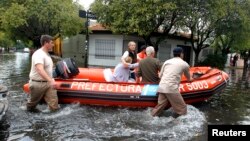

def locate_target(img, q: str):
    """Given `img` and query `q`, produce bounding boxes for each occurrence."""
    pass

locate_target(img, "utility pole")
[85,10,89,68]
[79,10,96,67]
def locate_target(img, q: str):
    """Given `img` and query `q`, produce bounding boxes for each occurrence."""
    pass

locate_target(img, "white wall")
[62,34,197,67]
[88,34,194,67]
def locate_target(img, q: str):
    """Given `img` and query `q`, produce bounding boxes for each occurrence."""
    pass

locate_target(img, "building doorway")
[177,45,191,64]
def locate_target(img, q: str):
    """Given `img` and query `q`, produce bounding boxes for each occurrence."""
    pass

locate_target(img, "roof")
[89,24,192,40]
[89,24,109,31]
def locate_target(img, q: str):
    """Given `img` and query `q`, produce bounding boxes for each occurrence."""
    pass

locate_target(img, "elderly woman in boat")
[104,56,138,82]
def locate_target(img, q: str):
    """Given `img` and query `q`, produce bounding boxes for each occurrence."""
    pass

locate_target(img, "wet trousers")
[151,92,187,117]
[26,80,59,111]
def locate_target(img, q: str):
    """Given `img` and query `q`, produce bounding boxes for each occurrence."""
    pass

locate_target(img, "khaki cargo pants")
[151,92,187,117]
[26,80,59,111]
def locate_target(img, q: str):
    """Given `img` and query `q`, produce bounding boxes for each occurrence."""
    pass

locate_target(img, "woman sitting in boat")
[104,56,138,82]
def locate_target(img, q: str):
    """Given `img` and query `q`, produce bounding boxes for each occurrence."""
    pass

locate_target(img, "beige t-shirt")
[158,57,190,94]
[29,48,53,80]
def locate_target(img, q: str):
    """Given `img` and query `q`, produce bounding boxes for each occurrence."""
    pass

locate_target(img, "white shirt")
[29,48,53,80]
[158,57,190,93]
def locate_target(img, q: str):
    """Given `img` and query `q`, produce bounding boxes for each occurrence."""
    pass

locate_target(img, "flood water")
[0,52,249,141]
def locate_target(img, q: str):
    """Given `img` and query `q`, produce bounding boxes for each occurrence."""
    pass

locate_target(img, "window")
[158,43,171,62]
[95,39,115,59]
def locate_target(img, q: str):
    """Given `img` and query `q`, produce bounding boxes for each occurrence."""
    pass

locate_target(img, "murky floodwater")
[0,52,249,141]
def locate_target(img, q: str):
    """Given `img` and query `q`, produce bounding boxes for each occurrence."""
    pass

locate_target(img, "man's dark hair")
[173,47,183,57]
[140,45,147,50]
[174,54,181,57]
[40,35,53,46]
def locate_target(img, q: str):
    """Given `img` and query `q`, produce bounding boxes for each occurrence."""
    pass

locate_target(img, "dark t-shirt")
[137,57,162,83]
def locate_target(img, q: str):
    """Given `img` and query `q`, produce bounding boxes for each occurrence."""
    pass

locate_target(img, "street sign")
[79,10,86,18]
[79,10,97,19]
[87,11,97,20]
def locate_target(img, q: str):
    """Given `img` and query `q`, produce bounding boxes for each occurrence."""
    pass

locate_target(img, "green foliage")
[197,54,227,70]
[0,31,14,48]
[0,3,28,28]
[0,0,84,47]
[92,0,173,35]
[91,0,250,65]
[175,0,232,65]
[91,0,177,46]
[213,0,250,54]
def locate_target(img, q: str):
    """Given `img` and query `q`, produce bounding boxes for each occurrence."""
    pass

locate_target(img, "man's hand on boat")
[188,77,194,82]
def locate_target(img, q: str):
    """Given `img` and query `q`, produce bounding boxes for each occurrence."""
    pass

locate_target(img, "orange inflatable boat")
[23,58,229,108]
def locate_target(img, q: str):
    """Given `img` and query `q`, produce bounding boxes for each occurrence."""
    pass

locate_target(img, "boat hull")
[23,66,229,108]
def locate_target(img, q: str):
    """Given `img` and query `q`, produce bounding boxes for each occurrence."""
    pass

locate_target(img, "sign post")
[79,10,97,67]
[79,10,88,67]
[85,10,89,68]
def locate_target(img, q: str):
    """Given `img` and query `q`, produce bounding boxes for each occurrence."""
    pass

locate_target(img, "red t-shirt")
[137,52,147,61]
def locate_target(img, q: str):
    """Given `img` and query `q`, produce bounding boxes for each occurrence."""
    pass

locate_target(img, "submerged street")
[0,52,250,141]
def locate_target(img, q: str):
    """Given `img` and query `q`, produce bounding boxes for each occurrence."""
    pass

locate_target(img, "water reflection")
[0,53,250,141]
[198,68,250,125]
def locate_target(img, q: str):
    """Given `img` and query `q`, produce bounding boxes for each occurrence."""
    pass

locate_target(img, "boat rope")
[221,71,228,84]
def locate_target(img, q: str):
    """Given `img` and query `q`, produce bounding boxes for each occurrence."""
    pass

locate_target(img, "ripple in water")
[7,104,206,141]
[56,105,206,141]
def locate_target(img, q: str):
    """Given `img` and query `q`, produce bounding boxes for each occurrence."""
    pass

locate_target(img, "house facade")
[87,24,195,68]
[62,24,202,68]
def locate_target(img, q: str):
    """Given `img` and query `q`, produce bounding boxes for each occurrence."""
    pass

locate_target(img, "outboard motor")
[53,58,79,79]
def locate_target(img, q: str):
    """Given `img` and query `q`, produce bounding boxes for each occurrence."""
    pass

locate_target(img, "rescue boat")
[23,58,229,108]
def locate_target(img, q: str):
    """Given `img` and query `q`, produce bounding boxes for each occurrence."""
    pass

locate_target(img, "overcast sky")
[76,0,95,10]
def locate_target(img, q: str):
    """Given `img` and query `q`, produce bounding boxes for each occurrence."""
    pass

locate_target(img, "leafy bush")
[196,54,227,70]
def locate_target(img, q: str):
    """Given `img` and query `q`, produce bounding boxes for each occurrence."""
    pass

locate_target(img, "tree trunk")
[221,48,228,57]
[194,53,199,66]
[143,36,159,54]
[243,56,248,70]
[194,49,201,66]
